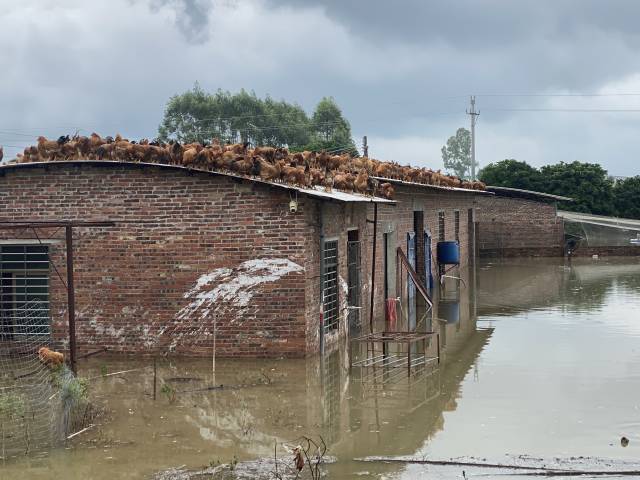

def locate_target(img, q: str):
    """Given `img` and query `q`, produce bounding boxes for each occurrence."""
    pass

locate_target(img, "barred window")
[0,245,50,339]
[454,210,460,242]
[322,240,339,333]
[438,211,445,242]
[347,230,361,333]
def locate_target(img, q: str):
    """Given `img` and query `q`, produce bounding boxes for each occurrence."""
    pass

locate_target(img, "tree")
[441,128,476,179]
[158,87,358,155]
[613,176,640,219]
[479,159,542,190]
[300,97,358,156]
[158,84,312,148]
[539,161,615,215]
[479,159,619,216]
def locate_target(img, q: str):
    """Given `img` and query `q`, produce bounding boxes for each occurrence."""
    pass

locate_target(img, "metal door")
[407,232,416,330]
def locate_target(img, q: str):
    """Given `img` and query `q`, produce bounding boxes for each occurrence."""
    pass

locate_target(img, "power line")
[484,108,640,112]
[476,93,640,98]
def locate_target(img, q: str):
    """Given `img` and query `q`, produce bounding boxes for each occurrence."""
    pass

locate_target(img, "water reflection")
[5,258,640,479]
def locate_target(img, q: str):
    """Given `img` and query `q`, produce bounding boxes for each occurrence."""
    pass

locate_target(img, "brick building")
[0,161,487,357]
[475,186,571,257]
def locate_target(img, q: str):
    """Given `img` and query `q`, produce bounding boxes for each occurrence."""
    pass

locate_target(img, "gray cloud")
[2,0,640,176]
[148,0,218,43]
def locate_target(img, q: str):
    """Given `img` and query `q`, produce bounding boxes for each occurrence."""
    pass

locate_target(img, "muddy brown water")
[3,257,640,479]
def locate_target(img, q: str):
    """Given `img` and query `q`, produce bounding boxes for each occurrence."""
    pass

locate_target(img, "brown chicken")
[232,156,254,175]
[10,134,483,199]
[333,173,355,191]
[255,158,280,181]
[182,147,198,166]
[378,182,394,199]
[38,347,64,367]
[353,171,369,194]
[281,165,308,186]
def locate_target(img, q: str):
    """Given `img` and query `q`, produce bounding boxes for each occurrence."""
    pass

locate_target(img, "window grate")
[0,245,51,339]
[322,240,339,334]
[438,211,445,242]
[347,230,361,333]
[454,210,460,242]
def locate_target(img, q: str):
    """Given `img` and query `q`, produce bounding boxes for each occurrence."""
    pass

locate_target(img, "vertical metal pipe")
[65,225,77,374]
[369,203,378,334]
[318,203,325,356]
[153,357,157,401]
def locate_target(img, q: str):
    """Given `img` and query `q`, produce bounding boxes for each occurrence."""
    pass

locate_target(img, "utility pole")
[362,136,368,157]
[467,96,480,180]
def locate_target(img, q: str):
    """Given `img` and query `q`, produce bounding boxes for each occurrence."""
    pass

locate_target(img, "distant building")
[475,186,571,257]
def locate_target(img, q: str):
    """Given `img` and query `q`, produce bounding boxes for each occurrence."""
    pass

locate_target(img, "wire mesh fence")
[0,300,93,460]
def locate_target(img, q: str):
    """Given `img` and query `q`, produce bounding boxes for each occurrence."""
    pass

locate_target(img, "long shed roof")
[0,160,395,204]
[558,210,640,231]
[371,176,493,195]
[486,186,573,202]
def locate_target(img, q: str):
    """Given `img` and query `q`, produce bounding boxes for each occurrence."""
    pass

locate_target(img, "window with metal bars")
[322,239,339,333]
[438,211,445,242]
[0,245,50,339]
[454,210,460,242]
[346,230,361,333]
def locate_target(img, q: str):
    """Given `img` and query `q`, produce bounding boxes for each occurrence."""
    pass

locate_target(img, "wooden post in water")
[212,314,217,386]
[153,357,157,401]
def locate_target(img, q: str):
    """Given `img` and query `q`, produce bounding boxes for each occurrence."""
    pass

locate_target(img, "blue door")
[407,232,416,330]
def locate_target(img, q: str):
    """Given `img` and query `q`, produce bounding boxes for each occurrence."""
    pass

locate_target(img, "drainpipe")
[318,202,325,356]
[369,202,378,334]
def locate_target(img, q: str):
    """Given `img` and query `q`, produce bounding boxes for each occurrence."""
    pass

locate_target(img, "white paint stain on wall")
[176,258,304,323]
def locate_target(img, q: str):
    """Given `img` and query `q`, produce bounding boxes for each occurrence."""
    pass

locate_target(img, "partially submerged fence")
[0,300,91,460]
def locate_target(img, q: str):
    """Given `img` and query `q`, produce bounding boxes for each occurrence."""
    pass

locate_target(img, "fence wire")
[0,300,92,460]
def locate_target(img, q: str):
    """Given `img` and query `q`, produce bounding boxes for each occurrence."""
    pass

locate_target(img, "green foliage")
[441,127,476,179]
[539,161,615,215]
[160,382,176,403]
[49,363,66,389]
[479,159,542,191]
[49,364,89,403]
[0,393,25,420]
[300,97,358,156]
[479,158,624,217]
[613,176,640,219]
[159,86,358,155]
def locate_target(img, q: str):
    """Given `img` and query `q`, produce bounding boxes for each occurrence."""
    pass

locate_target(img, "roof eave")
[372,176,493,195]
[0,160,395,204]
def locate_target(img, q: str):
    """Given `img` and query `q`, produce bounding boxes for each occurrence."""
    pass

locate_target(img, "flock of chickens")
[9,134,486,199]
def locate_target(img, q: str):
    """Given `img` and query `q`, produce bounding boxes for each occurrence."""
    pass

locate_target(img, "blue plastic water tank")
[437,241,460,265]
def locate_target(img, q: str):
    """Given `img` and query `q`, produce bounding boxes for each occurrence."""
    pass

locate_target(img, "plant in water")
[63,377,89,403]
[100,364,108,377]
[160,383,176,404]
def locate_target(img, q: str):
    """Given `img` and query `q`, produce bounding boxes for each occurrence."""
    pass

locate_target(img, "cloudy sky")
[3,0,640,175]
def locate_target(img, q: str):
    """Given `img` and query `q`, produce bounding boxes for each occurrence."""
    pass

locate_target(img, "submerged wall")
[0,163,309,357]
[0,162,484,358]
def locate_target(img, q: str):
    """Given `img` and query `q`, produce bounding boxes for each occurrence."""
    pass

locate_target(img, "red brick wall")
[475,195,564,257]
[0,163,484,357]
[0,163,309,357]
[303,185,480,350]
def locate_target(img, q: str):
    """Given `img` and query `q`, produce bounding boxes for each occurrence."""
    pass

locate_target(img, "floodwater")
[4,257,640,479]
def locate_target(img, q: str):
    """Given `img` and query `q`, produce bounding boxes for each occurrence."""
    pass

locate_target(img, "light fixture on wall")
[289,191,298,213]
